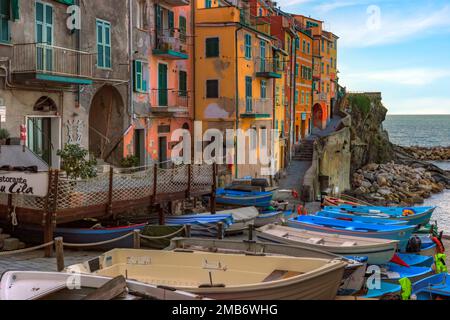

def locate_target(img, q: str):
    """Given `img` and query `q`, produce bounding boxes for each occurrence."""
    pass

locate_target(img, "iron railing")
[12,43,93,79]
[155,29,189,54]
[150,89,190,110]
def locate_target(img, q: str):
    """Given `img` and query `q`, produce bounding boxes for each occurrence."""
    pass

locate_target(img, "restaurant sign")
[0,172,49,197]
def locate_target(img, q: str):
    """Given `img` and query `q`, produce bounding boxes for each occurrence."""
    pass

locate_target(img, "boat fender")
[402,208,415,217]
[399,277,412,301]
[435,253,448,274]
[432,237,445,254]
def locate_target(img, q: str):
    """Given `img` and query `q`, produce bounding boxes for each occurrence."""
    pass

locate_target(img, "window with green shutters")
[179,70,187,97]
[261,80,267,99]
[134,60,148,93]
[244,34,252,59]
[295,90,299,104]
[96,19,111,69]
[179,16,186,43]
[205,0,212,8]
[168,10,174,36]
[205,37,219,57]
[0,0,10,43]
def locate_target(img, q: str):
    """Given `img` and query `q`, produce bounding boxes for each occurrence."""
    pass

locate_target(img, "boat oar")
[82,276,128,300]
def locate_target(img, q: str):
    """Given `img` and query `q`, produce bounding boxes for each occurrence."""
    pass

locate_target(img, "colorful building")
[194,0,279,178]
[293,21,313,143]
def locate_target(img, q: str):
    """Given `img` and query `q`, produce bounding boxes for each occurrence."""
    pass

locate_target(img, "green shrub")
[120,155,140,168]
[57,144,97,180]
[348,95,371,115]
[0,128,10,140]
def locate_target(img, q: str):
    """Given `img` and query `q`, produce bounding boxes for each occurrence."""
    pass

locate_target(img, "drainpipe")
[290,35,298,161]
[191,0,196,161]
[128,0,134,123]
[75,0,81,114]
[234,24,243,179]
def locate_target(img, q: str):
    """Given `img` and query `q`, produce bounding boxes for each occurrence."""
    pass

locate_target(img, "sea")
[384,115,450,234]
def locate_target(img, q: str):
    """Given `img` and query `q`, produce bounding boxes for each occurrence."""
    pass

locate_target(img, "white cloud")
[344,68,450,86]
[313,1,359,13]
[386,97,450,115]
[277,0,313,8]
[331,5,450,47]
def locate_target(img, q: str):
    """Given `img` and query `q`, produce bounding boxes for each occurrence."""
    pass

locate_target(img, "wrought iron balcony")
[161,0,190,6]
[153,30,189,60]
[255,58,283,79]
[12,43,93,85]
[314,92,329,102]
[150,89,190,115]
[240,98,273,119]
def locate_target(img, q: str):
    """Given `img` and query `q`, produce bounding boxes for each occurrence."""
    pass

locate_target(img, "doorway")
[158,136,168,168]
[27,117,52,165]
[134,129,145,166]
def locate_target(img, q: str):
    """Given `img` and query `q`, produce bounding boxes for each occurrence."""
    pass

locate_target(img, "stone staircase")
[293,140,315,161]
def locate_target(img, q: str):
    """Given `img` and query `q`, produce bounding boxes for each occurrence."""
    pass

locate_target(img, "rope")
[62,232,134,248]
[0,241,55,256]
[11,206,18,227]
[139,226,186,241]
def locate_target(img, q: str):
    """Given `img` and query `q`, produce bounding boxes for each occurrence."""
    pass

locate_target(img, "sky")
[278,0,450,115]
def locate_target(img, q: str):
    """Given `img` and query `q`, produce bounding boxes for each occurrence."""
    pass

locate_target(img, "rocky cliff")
[342,93,395,174]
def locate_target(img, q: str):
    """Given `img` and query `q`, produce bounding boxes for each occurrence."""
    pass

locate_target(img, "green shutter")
[168,10,174,35]
[179,16,186,43]
[179,71,187,96]
[206,37,219,57]
[11,0,19,20]
[155,5,162,33]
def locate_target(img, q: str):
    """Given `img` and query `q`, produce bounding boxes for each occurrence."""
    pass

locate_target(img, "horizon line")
[387,113,450,116]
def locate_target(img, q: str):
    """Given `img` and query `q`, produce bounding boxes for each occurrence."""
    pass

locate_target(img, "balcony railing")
[241,98,273,118]
[255,58,283,78]
[12,43,93,83]
[314,92,328,102]
[154,29,189,60]
[150,89,190,112]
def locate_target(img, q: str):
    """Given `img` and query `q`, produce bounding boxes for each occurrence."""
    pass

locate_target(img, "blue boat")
[415,235,437,256]
[396,253,434,268]
[326,205,435,227]
[317,210,408,225]
[412,273,450,300]
[214,189,273,207]
[383,263,434,284]
[362,282,402,299]
[288,215,415,251]
[162,214,234,238]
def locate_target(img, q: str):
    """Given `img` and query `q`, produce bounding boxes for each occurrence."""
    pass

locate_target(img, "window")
[295,90,299,104]
[261,80,267,99]
[179,16,187,43]
[134,60,148,93]
[302,40,306,53]
[327,64,330,75]
[136,0,146,29]
[321,62,324,73]
[96,19,111,69]
[301,91,305,104]
[295,63,299,77]
[245,34,252,59]
[307,42,310,54]
[258,8,263,16]
[327,83,330,93]
[205,0,212,8]
[295,38,299,50]
[168,10,174,36]
[206,80,219,98]
[245,76,252,112]
[306,93,310,105]
[179,70,187,96]
[331,58,333,69]
[205,37,219,57]
[321,39,324,52]
[0,0,10,43]
[260,127,267,148]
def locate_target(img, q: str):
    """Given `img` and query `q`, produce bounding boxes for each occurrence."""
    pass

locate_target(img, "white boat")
[66,249,347,300]
[0,271,208,300]
[208,207,259,234]
[254,211,285,228]
[257,224,399,265]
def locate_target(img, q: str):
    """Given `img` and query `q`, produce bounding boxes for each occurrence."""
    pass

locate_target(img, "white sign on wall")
[0,172,49,197]
[0,106,5,122]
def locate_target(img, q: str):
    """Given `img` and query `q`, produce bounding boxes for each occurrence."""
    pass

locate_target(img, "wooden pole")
[247,224,255,242]
[185,164,192,199]
[55,237,65,272]
[107,166,114,217]
[210,164,217,214]
[185,224,191,238]
[158,204,165,226]
[217,222,224,240]
[133,229,141,249]
[6,194,12,222]
[44,170,54,258]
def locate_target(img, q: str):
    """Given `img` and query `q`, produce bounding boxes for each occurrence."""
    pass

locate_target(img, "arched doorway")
[313,103,324,129]
[89,85,124,163]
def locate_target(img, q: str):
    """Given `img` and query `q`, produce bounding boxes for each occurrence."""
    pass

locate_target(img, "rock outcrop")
[398,146,450,161]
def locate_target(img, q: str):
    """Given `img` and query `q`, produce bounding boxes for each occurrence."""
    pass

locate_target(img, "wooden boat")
[0,271,208,300]
[214,189,273,208]
[66,249,347,300]
[416,235,437,256]
[167,237,367,295]
[361,282,402,299]
[326,205,435,227]
[412,273,450,300]
[257,224,399,265]
[254,211,285,228]
[396,253,434,268]
[382,263,434,284]
[287,216,415,251]
[317,210,409,225]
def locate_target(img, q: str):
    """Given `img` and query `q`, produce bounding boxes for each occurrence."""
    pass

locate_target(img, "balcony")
[255,58,283,79]
[12,43,93,85]
[153,30,189,60]
[240,98,273,119]
[150,89,190,116]
[161,0,189,7]
[314,92,328,103]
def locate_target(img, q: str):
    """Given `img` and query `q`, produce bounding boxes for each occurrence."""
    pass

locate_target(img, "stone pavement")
[0,250,102,275]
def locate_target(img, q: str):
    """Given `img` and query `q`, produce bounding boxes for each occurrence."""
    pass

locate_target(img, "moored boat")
[382,263,434,284]
[254,211,285,227]
[287,216,415,251]
[66,249,347,300]
[317,210,408,225]
[214,189,273,208]
[395,253,434,268]
[0,271,208,300]
[361,282,402,299]
[257,224,399,265]
[326,205,435,227]
[412,273,450,300]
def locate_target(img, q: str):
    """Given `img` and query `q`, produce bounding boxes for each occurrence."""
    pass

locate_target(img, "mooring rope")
[62,232,135,248]
[0,241,55,256]
[138,226,186,241]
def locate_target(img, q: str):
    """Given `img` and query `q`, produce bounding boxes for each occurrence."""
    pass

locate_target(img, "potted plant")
[0,128,10,145]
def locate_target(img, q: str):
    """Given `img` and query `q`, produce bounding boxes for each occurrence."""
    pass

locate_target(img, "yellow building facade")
[194,1,280,178]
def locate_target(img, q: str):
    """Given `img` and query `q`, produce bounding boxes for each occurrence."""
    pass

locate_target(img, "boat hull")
[412,273,450,300]
[215,190,273,208]
[257,225,398,265]
[254,212,285,228]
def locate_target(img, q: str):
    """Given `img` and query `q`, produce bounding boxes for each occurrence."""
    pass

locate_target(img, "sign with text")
[0,172,49,197]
